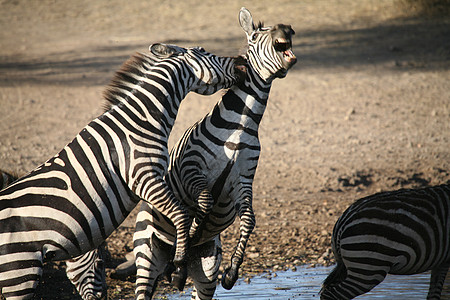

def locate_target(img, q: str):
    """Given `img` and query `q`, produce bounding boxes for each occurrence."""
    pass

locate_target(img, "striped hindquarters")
[322,184,450,300]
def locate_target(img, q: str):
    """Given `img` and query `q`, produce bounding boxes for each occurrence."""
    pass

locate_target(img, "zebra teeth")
[283,49,297,64]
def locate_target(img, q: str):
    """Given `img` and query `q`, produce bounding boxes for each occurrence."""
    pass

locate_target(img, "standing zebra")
[0,44,245,299]
[320,184,450,300]
[132,8,297,299]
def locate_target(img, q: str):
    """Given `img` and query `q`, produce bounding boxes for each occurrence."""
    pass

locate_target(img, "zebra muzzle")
[283,49,297,64]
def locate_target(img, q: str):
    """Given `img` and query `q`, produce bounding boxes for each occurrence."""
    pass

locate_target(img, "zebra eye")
[274,40,290,52]
[251,33,258,41]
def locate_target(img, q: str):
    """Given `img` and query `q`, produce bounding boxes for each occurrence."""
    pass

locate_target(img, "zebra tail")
[320,259,347,294]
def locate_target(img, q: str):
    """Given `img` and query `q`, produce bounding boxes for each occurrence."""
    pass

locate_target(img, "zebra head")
[239,7,297,81]
[149,43,247,95]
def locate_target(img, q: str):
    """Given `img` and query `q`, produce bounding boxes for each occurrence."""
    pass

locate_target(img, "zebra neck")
[114,62,190,136]
[239,65,272,112]
[217,67,272,129]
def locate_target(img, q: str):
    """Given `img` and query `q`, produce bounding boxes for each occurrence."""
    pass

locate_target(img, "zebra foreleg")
[427,261,450,300]
[0,253,43,300]
[222,196,255,290]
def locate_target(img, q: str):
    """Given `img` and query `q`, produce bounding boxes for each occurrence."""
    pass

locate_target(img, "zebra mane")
[255,21,265,30]
[102,52,160,112]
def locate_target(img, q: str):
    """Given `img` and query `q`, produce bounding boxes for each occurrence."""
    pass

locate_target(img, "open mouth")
[275,38,297,65]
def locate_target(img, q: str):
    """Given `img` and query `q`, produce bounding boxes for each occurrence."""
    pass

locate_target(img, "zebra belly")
[138,200,237,247]
[196,199,237,245]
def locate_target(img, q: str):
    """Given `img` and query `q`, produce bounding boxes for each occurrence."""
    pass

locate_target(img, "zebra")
[0,44,245,299]
[65,243,108,300]
[131,7,297,299]
[0,169,108,299]
[320,184,450,300]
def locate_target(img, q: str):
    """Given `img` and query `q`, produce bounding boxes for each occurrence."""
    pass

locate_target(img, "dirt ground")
[0,0,449,299]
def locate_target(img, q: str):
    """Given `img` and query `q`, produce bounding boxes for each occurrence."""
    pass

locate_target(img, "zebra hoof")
[110,254,137,279]
[221,266,238,290]
[171,266,187,291]
[163,262,176,283]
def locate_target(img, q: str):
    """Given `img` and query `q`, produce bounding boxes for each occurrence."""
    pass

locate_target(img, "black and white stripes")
[65,244,108,300]
[0,44,242,300]
[132,7,296,299]
[321,184,450,300]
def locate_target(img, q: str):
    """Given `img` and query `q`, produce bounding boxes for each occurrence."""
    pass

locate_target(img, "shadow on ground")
[0,16,448,87]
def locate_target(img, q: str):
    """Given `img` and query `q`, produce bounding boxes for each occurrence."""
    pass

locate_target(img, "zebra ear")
[289,25,295,36]
[239,7,255,36]
[149,43,181,58]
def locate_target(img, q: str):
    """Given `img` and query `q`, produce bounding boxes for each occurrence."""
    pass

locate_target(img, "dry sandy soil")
[0,0,449,299]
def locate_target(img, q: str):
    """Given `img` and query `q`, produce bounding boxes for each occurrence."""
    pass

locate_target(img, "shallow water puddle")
[168,265,433,299]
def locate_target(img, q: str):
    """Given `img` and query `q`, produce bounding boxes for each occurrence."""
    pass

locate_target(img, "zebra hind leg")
[320,260,347,298]
[134,232,172,300]
[161,240,188,291]
[320,262,388,300]
[188,237,222,300]
[427,262,450,300]
[171,265,188,291]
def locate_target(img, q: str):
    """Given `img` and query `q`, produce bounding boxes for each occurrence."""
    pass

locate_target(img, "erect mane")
[256,21,264,30]
[102,52,161,112]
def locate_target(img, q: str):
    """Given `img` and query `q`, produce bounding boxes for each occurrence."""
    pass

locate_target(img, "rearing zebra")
[320,184,450,300]
[131,8,297,299]
[0,169,108,299]
[0,44,244,299]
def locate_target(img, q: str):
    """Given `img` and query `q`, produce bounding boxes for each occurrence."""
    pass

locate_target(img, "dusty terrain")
[0,0,449,299]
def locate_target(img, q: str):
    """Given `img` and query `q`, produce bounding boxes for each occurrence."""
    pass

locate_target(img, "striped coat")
[321,184,450,300]
[0,44,243,299]
[132,8,297,299]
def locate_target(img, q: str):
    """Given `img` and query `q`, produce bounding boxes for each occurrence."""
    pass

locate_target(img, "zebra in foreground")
[131,7,297,299]
[0,169,108,300]
[320,184,450,300]
[0,45,244,299]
